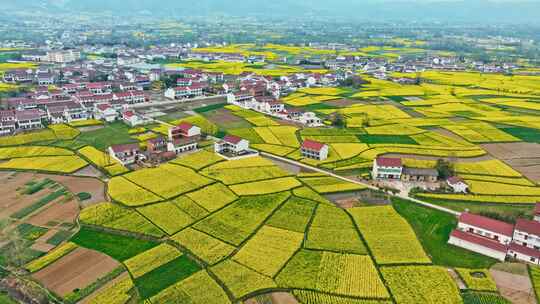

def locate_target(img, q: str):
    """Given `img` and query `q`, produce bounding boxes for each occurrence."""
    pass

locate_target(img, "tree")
[436,158,454,180]
[331,113,345,128]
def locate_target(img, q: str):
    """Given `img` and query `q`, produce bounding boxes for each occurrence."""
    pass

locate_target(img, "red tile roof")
[450,229,508,253]
[110,143,140,153]
[302,140,326,152]
[175,122,194,132]
[448,176,466,185]
[515,219,540,236]
[376,157,402,167]
[459,213,514,237]
[509,243,540,259]
[224,135,243,145]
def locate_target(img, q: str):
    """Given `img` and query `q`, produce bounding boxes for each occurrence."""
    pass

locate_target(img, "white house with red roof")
[122,110,145,127]
[108,143,141,165]
[214,135,250,156]
[372,157,403,180]
[447,176,469,193]
[94,104,118,122]
[164,84,204,100]
[301,140,329,161]
[166,122,201,155]
[509,219,540,264]
[448,213,514,261]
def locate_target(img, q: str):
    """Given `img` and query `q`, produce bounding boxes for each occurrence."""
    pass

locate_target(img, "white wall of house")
[448,181,469,193]
[372,163,403,180]
[448,235,506,261]
[167,142,198,155]
[457,223,512,245]
[513,229,540,250]
[507,249,540,265]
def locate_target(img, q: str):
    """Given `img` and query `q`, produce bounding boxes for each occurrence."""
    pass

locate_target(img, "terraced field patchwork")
[301,176,366,194]
[211,259,277,299]
[229,177,302,196]
[0,156,88,173]
[266,196,318,232]
[186,183,237,212]
[124,244,182,278]
[381,266,462,304]
[306,204,367,254]
[277,250,389,299]
[455,268,497,292]
[233,225,303,276]
[108,177,162,206]
[194,192,290,245]
[349,206,431,264]
[80,202,164,237]
[171,228,236,265]
[170,149,223,170]
[137,201,195,235]
[149,270,231,304]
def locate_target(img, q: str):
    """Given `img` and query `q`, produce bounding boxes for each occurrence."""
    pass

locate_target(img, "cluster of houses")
[108,122,202,166]
[371,157,470,193]
[449,204,540,264]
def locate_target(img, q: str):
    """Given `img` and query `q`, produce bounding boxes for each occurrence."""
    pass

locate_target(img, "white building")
[372,157,403,180]
[508,219,540,264]
[165,85,204,100]
[46,50,81,63]
[214,135,250,156]
[301,140,329,161]
[448,213,514,261]
[108,143,141,165]
[94,104,118,122]
[447,176,469,193]
[298,112,323,127]
[166,122,201,155]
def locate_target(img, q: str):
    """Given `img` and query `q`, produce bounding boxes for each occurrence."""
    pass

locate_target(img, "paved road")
[260,152,462,216]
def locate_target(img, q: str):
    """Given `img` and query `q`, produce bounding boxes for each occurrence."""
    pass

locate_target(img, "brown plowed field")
[32,247,119,296]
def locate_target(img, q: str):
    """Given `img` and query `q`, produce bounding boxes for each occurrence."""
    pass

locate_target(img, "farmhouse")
[164,85,204,100]
[448,213,514,261]
[166,122,201,155]
[372,157,403,180]
[509,219,540,264]
[301,140,329,161]
[108,143,141,165]
[447,176,469,193]
[94,104,118,122]
[215,135,250,156]
[401,167,439,182]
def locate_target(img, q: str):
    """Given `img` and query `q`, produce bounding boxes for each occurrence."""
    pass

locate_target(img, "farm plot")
[0,156,88,174]
[301,176,366,194]
[254,126,300,147]
[455,268,498,292]
[169,196,209,220]
[349,206,431,265]
[306,204,367,254]
[149,270,231,304]
[454,160,524,177]
[466,180,540,196]
[171,228,236,265]
[123,164,213,199]
[233,225,303,277]
[443,122,519,143]
[124,244,182,278]
[32,247,120,297]
[461,292,511,304]
[416,193,540,204]
[251,144,297,156]
[77,146,128,176]
[186,182,237,212]
[293,186,333,204]
[276,250,390,299]
[80,202,164,237]
[85,274,133,304]
[211,259,277,299]
[0,129,57,146]
[0,146,73,159]
[136,201,194,235]
[107,177,162,206]
[201,162,291,185]
[266,196,318,233]
[170,149,223,170]
[134,255,200,299]
[25,242,78,273]
[293,290,393,304]
[194,192,290,245]
[229,177,302,196]
[381,266,462,304]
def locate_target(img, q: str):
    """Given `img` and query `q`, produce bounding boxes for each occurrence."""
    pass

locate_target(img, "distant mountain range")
[2,0,540,24]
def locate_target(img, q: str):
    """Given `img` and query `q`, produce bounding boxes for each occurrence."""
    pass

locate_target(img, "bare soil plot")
[27,198,79,227]
[72,165,103,178]
[0,175,54,219]
[482,142,540,182]
[32,247,119,296]
[35,174,106,205]
[30,242,55,253]
[490,269,536,304]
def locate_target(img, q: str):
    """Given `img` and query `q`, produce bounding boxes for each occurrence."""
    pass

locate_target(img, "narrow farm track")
[260,152,461,216]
